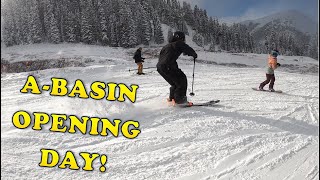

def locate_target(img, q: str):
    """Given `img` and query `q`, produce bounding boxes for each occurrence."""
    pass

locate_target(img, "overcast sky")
[179,0,318,22]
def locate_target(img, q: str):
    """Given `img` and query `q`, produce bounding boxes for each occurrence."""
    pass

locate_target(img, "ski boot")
[172,97,193,107]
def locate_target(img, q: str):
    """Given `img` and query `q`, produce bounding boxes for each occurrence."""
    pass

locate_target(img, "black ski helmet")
[271,49,279,57]
[171,31,186,42]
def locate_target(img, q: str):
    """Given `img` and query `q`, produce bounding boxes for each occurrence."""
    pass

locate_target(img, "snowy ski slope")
[1,44,319,180]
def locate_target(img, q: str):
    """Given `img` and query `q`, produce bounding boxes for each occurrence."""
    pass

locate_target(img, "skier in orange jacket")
[259,50,281,92]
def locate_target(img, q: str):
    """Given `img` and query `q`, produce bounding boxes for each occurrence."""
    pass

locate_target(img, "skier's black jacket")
[133,49,144,63]
[157,41,197,69]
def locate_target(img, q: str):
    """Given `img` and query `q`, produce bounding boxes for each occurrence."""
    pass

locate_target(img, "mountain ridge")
[240,10,318,35]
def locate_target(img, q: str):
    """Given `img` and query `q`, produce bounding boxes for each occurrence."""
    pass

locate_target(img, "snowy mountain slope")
[241,10,318,35]
[1,44,319,180]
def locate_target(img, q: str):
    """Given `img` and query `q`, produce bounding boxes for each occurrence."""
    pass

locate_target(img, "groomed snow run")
[1,44,319,180]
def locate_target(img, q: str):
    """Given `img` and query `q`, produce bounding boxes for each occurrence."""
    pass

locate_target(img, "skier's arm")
[178,42,198,59]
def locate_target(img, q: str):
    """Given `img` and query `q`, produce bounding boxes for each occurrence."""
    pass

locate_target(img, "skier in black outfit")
[133,47,145,75]
[157,31,198,105]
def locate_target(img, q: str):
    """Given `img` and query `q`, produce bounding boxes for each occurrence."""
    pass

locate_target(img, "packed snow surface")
[1,44,319,180]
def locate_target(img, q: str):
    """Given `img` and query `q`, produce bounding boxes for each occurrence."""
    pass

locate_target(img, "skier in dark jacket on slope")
[157,31,198,106]
[133,47,145,75]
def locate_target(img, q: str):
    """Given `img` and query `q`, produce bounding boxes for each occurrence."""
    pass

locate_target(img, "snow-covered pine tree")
[193,33,204,47]
[91,0,101,44]
[118,0,137,48]
[10,1,24,44]
[199,9,208,36]
[80,0,94,44]
[220,23,228,51]
[247,32,254,53]
[54,0,66,42]
[147,1,165,45]
[108,0,120,47]
[309,34,318,60]
[164,0,175,28]
[109,14,118,47]
[127,0,138,47]
[138,0,152,45]
[154,15,164,44]
[28,0,43,43]
[63,0,81,43]
[171,0,180,29]
[159,0,168,24]
[167,28,173,43]
[193,5,201,32]
[14,0,30,45]
[2,0,19,46]
[182,2,194,27]
[169,0,187,35]
[97,0,110,45]
[43,0,61,43]
[206,17,214,44]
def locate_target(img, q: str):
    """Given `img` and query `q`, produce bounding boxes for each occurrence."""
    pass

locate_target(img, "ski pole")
[128,67,157,72]
[190,58,196,96]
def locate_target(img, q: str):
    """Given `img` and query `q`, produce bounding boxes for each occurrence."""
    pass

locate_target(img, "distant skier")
[133,47,145,75]
[157,31,198,106]
[258,49,281,92]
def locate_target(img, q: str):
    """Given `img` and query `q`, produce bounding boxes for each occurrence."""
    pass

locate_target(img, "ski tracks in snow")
[1,61,319,180]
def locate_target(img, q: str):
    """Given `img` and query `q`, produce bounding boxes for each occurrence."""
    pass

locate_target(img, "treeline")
[1,0,266,54]
[1,0,165,47]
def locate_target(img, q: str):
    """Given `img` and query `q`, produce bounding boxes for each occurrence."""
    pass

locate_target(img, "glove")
[277,63,281,67]
[193,54,198,59]
[142,58,145,60]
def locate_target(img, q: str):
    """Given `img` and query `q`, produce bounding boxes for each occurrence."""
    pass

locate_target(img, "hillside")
[241,10,318,35]
[239,10,318,59]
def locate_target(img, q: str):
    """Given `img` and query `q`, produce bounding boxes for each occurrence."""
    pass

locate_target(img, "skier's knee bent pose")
[157,31,197,104]
[259,49,281,92]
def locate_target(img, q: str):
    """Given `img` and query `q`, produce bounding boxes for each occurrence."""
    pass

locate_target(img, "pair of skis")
[168,99,220,108]
[167,87,283,108]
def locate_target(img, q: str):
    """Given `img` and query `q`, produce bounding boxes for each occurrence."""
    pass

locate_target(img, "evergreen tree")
[43,0,60,43]
[2,0,19,46]
[15,0,30,44]
[154,16,164,44]
[182,2,194,27]
[80,0,94,44]
[167,28,173,43]
[138,1,152,45]
[63,1,77,42]
[97,0,111,45]
[63,0,81,43]
[118,0,137,47]
[193,33,204,47]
